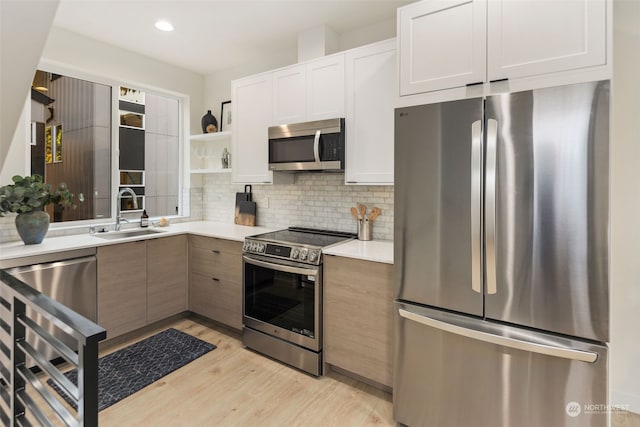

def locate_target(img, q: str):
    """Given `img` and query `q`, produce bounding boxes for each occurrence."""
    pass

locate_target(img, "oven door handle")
[243,255,318,276]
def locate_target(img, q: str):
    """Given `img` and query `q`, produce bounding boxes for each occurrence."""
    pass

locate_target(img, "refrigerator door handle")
[471,120,482,293]
[485,118,498,295]
[398,308,598,363]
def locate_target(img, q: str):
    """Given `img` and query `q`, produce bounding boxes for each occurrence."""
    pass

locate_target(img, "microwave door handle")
[313,130,321,163]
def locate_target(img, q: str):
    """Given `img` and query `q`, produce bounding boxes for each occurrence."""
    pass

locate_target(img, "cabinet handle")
[212,277,220,282]
[211,250,220,254]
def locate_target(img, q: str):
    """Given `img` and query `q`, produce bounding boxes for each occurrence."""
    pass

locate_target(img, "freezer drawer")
[394,303,608,427]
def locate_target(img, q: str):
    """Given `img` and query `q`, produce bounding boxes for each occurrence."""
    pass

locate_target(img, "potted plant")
[0,174,75,245]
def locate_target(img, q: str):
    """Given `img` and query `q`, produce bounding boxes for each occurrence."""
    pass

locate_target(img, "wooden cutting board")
[234,185,256,226]
[235,200,256,226]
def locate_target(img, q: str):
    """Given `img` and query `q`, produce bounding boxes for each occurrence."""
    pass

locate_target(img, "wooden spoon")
[369,207,382,222]
[358,204,367,220]
[350,207,360,220]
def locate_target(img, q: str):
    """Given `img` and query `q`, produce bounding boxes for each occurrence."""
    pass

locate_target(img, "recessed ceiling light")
[155,20,174,32]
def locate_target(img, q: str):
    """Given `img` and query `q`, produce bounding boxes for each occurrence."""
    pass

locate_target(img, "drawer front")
[190,235,242,255]
[190,246,241,282]
[190,272,241,329]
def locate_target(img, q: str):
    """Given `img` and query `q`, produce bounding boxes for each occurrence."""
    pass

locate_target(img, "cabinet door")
[306,55,345,121]
[147,235,187,323]
[272,65,306,125]
[345,39,396,184]
[487,0,606,81]
[232,73,274,183]
[398,0,487,95]
[324,256,394,387]
[97,241,147,338]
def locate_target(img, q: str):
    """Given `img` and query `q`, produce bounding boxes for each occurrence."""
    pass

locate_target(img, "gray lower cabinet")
[147,235,188,323]
[323,255,394,388]
[97,235,187,340]
[189,235,243,330]
[97,241,148,339]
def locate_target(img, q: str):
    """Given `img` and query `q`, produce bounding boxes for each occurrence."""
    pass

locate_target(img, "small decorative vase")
[201,110,218,133]
[15,211,50,245]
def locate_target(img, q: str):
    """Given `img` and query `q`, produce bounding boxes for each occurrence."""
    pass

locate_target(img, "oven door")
[243,254,322,351]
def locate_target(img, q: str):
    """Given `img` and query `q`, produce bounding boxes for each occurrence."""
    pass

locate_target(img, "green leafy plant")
[0,174,75,216]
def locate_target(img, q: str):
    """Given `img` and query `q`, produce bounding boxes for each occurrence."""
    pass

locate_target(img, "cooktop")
[243,227,356,265]
[250,227,355,247]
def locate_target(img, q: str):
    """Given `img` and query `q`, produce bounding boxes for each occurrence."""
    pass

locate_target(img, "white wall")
[610,0,640,413]
[0,0,59,175]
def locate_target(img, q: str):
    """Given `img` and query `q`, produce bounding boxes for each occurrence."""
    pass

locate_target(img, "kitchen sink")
[94,228,167,240]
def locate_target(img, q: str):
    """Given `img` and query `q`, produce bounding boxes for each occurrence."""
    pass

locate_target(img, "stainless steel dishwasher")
[0,248,97,364]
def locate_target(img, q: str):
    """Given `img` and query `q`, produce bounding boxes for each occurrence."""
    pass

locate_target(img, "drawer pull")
[212,277,220,282]
[211,250,221,254]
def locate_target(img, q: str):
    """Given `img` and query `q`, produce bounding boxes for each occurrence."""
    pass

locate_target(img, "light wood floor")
[97,316,394,426]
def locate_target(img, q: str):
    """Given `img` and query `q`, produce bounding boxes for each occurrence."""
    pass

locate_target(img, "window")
[30,70,183,223]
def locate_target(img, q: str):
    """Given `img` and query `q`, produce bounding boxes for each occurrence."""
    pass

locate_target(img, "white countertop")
[0,221,393,265]
[0,221,278,263]
[323,239,394,264]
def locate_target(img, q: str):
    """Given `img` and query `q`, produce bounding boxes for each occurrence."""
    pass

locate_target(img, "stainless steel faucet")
[116,187,138,231]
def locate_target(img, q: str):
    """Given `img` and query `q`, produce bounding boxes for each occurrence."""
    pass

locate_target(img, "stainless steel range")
[242,227,355,376]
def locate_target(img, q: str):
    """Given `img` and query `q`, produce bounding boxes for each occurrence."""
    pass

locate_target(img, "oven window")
[244,262,316,338]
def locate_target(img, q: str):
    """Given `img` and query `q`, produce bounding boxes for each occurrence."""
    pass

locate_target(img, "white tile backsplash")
[200,173,394,240]
[0,173,392,244]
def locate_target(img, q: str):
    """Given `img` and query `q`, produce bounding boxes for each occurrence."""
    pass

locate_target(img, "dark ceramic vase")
[201,110,218,133]
[15,211,50,245]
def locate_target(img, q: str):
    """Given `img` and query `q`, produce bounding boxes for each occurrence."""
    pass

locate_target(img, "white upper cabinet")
[232,73,274,184]
[272,55,345,125]
[398,0,487,95]
[399,0,608,96]
[345,39,396,185]
[272,65,306,125]
[306,55,345,121]
[487,0,606,81]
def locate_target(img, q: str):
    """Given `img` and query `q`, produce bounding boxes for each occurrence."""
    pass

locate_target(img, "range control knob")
[309,250,319,263]
[291,248,300,259]
[300,249,308,261]
[258,243,266,253]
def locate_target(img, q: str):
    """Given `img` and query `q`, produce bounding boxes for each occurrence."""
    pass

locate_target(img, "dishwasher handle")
[6,256,97,275]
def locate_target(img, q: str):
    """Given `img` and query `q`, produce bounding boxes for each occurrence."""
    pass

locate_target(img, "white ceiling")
[53,0,411,75]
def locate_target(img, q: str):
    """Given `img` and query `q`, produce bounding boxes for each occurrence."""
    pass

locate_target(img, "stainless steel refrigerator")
[393,81,610,427]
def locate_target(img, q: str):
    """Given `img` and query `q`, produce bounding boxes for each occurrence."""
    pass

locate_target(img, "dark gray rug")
[49,328,216,411]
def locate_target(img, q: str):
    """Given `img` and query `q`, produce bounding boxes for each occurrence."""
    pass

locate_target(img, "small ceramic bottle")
[201,110,218,133]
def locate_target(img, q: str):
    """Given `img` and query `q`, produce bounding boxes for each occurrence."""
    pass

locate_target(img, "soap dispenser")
[140,210,149,228]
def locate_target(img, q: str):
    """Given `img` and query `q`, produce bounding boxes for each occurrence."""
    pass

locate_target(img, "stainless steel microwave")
[268,118,345,172]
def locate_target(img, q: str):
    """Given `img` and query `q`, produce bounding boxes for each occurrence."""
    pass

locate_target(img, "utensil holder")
[358,220,372,241]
